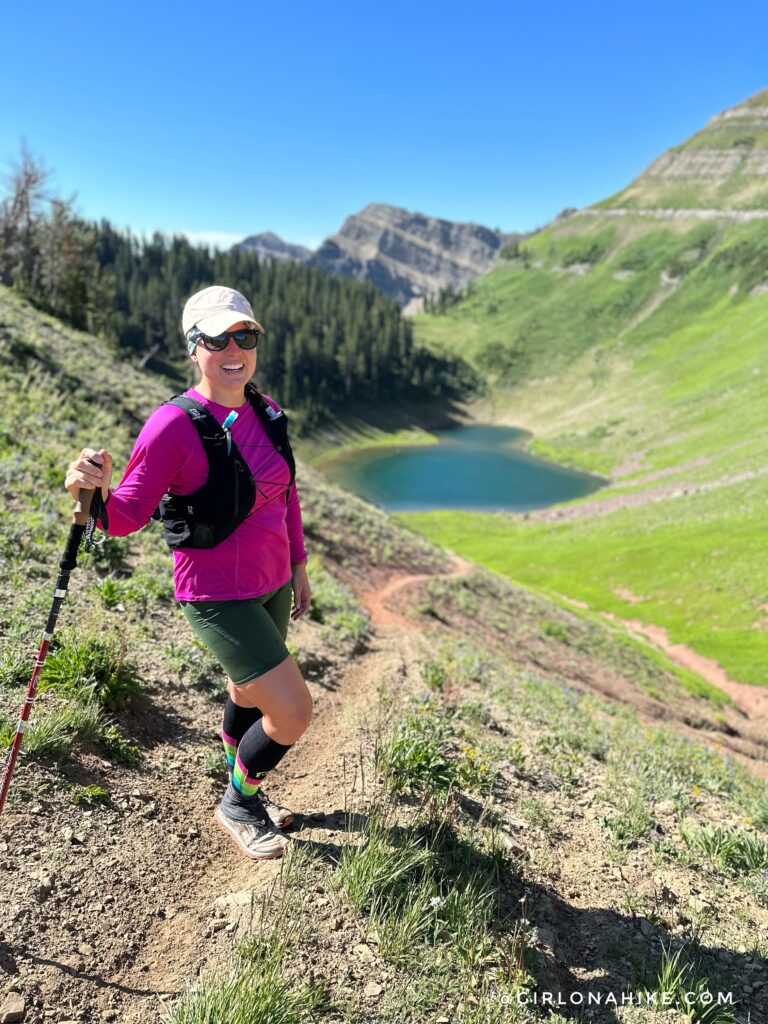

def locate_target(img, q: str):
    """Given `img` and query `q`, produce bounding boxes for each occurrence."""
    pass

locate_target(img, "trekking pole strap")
[84,489,108,545]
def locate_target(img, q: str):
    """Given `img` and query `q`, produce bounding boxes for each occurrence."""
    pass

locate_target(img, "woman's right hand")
[65,448,113,503]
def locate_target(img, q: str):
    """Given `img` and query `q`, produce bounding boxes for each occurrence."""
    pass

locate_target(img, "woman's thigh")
[180,593,290,685]
[261,581,293,641]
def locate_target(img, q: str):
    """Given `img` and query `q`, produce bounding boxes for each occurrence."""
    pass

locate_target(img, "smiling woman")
[64,285,314,862]
[190,322,259,392]
[183,287,265,402]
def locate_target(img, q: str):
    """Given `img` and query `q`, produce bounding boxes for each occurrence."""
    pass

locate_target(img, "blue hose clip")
[222,411,238,456]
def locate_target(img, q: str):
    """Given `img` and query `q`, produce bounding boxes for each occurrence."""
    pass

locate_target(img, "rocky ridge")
[238,204,523,309]
[309,203,521,309]
[599,87,768,211]
[237,231,312,263]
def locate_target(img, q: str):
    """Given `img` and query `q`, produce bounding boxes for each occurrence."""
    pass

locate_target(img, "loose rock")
[0,993,25,1024]
[530,925,557,949]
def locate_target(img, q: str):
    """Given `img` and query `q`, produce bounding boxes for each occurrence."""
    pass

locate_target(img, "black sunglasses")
[188,327,261,352]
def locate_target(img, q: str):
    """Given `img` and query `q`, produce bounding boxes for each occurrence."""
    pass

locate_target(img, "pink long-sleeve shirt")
[103,387,307,601]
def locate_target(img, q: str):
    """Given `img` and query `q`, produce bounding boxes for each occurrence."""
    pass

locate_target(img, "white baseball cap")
[182,285,265,337]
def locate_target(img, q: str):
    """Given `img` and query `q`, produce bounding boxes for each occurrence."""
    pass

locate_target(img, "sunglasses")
[188,327,261,353]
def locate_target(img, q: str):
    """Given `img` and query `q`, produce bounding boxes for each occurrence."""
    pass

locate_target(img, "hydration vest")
[153,383,296,550]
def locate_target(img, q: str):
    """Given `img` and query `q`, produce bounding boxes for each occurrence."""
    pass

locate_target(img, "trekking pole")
[0,477,103,818]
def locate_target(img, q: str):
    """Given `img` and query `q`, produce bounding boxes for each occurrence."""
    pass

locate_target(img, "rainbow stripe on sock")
[221,730,237,770]
[232,753,266,797]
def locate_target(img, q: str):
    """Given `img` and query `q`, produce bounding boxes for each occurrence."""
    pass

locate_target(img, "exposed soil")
[1,556,766,1023]
[621,618,768,725]
[359,554,474,631]
[0,560,453,1023]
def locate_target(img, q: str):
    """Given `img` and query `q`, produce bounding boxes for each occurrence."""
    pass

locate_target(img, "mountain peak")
[309,203,522,307]
[238,232,312,263]
[600,86,768,212]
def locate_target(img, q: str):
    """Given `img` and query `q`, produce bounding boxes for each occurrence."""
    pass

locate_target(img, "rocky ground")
[1,538,767,1023]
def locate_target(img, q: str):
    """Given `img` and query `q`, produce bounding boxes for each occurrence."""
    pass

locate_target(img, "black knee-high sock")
[221,699,263,773]
[234,718,293,788]
[222,719,293,821]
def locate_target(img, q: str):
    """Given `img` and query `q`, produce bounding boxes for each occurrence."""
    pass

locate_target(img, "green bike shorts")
[179,581,293,685]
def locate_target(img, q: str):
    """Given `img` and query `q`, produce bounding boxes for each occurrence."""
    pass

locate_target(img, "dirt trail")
[361,556,768,728]
[531,464,768,523]
[359,561,768,778]
[619,617,768,722]
[112,638,422,1020]
[360,554,474,630]
[109,560,474,1020]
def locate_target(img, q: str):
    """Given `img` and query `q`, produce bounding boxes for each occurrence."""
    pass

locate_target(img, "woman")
[65,285,313,861]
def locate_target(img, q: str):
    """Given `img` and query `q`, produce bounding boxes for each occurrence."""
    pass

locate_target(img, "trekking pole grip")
[72,486,96,527]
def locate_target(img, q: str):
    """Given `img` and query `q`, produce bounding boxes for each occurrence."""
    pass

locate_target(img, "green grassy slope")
[409,210,768,687]
[599,87,768,210]
[414,214,768,476]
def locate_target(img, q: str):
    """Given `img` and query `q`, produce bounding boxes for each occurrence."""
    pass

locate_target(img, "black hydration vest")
[153,384,296,550]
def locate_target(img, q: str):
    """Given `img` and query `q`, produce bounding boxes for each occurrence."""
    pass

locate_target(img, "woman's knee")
[269,668,312,740]
[228,656,312,738]
[264,695,311,744]
[292,684,313,732]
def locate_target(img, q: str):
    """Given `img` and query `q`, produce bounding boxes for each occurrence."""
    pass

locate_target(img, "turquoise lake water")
[317,425,605,512]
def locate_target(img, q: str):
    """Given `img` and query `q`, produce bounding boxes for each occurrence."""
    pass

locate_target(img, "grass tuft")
[39,627,139,710]
[640,944,737,1024]
[679,821,768,875]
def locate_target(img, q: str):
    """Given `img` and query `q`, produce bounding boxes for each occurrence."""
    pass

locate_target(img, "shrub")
[456,744,499,796]
[80,534,132,574]
[420,658,448,692]
[95,576,131,609]
[39,628,139,710]
[165,639,219,688]
[380,729,456,797]
[305,561,369,648]
[600,790,654,849]
[98,724,141,766]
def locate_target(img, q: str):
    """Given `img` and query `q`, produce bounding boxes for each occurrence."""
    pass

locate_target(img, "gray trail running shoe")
[214,804,289,860]
[226,769,294,830]
[258,790,294,830]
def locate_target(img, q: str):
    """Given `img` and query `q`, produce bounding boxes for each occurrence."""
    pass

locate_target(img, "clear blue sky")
[2,0,766,249]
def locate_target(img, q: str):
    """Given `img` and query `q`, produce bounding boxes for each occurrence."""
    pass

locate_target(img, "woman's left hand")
[291,563,311,621]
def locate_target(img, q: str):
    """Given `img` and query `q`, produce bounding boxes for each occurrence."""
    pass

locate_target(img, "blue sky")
[2,1,767,249]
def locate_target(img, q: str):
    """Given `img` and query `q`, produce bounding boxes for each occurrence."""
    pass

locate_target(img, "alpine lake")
[316,424,605,513]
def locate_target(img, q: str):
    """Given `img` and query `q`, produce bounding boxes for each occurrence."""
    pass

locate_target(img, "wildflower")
[429,895,446,909]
